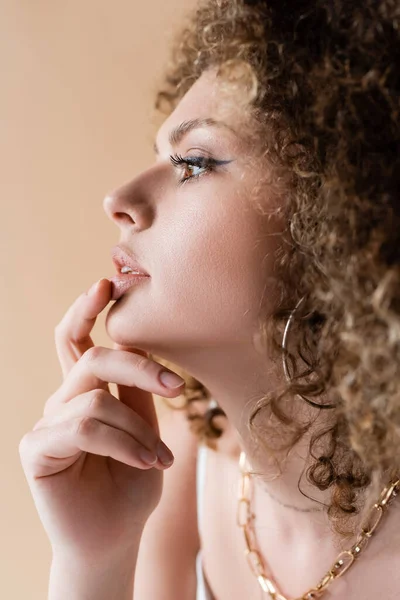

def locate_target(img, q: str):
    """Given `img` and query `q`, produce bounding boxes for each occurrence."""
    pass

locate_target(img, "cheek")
[153,197,274,334]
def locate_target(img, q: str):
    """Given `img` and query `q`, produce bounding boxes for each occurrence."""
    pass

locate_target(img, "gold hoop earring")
[281,296,336,409]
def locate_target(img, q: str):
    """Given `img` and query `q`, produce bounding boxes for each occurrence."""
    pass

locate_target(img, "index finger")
[55,278,112,378]
[113,343,159,434]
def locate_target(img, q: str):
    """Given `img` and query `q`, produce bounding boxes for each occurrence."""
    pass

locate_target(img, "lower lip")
[109,273,150,301]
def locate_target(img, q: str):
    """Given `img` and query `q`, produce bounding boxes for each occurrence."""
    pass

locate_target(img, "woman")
[19,1,400,599]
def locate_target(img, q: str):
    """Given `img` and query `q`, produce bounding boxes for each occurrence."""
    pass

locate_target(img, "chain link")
[237,451,400,600]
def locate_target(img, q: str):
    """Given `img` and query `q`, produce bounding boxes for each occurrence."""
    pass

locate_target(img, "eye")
[169,153,230,185]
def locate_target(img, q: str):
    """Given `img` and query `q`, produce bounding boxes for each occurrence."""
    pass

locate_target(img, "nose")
[103,175,155,232]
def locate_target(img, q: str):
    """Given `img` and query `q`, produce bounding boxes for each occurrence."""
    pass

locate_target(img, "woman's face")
[103,68,284,358]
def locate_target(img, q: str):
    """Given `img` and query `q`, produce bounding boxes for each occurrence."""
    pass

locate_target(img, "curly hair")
[149,0,400,538]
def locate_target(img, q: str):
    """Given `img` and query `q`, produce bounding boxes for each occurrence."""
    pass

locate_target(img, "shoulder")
[158,400,200,464]
[174,395,242,461]
[157,396,241,468]
[134,403,201,599]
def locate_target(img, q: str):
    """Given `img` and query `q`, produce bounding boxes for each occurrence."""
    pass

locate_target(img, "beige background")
[0,1,194,596]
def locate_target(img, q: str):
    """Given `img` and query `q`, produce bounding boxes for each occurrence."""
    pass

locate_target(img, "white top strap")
[195,398,218,600]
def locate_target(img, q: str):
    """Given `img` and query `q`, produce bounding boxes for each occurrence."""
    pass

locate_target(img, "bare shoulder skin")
[133,405,200,600]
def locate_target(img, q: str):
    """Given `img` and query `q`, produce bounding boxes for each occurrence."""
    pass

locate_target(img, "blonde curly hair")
[149,0,400,538]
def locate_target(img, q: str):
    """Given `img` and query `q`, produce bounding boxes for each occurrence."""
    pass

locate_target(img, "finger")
[44,346,185,419]
[113,343,159,434]
[54,278,112,378]
[35,388,174,464]
[19,416,162,480]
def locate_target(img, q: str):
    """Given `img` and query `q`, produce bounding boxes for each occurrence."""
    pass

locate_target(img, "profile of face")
[103,67,285,365]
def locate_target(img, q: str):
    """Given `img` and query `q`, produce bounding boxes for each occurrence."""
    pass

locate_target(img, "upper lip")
[111,245,150,276]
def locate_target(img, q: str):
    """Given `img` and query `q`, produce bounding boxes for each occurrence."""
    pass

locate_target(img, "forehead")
[156,68,252,144]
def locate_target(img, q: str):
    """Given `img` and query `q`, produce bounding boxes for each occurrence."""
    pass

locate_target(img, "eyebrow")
[153,117,238,155]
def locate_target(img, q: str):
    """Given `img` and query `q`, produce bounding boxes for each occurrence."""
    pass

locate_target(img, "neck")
[149,335,400,598]
[237,408,342,546]
[152,333,340,540]
[238,427,341,547]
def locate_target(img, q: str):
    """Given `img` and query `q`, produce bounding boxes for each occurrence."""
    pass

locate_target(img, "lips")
[109,272,149,301]
[109,245,150,301]
[110,245,150,276]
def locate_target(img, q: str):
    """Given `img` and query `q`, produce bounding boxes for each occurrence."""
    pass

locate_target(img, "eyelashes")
[169,153,232,185]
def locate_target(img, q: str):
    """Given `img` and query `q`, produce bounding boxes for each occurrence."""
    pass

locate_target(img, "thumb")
[113,342,159,436]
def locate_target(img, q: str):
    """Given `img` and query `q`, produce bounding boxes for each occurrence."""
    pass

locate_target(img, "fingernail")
[139,447,158,465]
[157,441,174,466]
[87,280,101,296]
[159,370,185,389]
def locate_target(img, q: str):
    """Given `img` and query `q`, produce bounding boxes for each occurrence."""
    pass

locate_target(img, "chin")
[104,305,143,348]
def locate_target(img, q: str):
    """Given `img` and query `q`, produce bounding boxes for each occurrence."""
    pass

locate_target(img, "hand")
[19,278,185,562]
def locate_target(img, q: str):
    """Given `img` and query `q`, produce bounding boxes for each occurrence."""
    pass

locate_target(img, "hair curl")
[149,0,400,538]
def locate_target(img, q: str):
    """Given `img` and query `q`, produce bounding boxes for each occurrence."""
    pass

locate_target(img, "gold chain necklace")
[237,451,400,600]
